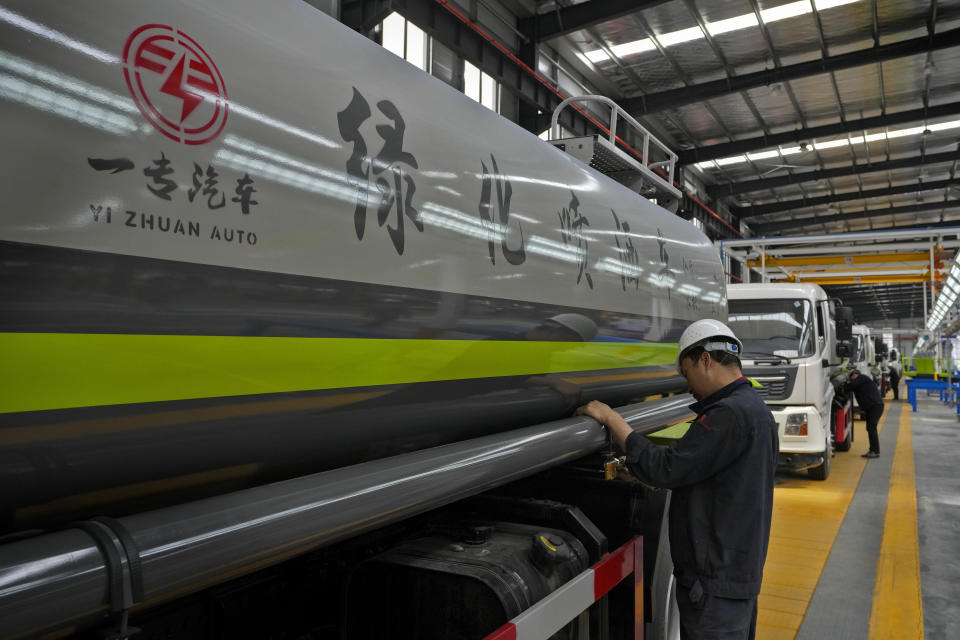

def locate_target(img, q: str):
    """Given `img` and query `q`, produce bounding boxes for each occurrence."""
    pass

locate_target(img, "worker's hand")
[616,466,637,483]
[575,400,614,425]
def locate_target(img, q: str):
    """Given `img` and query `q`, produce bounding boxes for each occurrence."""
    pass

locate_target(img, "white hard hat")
[677,319,743,370]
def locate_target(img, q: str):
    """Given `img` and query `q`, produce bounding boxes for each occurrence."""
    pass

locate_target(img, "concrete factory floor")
[755,391,959,640]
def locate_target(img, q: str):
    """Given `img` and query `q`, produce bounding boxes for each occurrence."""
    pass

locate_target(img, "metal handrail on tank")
[549,94,678,194]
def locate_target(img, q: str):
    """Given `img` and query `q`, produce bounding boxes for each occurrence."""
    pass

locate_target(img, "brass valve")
[603,455,626,481]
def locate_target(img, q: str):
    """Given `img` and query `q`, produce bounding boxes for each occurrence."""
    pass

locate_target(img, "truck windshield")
[727,299,815,358]
[851,334,866,363]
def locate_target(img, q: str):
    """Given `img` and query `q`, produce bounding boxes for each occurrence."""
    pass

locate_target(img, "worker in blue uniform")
[846,370,883,458]
[577,319,778,640]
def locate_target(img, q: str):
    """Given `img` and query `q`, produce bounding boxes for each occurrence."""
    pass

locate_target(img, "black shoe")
[861,451,879,459]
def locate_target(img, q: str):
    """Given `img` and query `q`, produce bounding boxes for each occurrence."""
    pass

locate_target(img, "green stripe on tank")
[1,333,678,413]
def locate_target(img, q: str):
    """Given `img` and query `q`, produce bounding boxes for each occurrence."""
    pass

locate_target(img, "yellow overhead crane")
[789,273,938,285]
[746,250,947,285]
[746,250,946,268]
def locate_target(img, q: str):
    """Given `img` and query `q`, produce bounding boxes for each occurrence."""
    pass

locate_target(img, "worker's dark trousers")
[677,581,757,640]
[889,371,900,399]
[865,404,884,454]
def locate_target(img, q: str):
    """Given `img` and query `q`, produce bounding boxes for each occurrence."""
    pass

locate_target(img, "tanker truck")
[0,2,728,639]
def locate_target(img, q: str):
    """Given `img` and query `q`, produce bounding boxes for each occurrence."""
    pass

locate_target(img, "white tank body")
[0,0,726,528]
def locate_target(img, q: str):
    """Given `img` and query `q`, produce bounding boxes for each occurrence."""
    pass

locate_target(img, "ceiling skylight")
[695,119,960,170]
[580,0,862,64]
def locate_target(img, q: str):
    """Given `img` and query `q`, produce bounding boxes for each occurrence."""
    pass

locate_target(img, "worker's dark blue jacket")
[846,373,882,411]
[624,377,778,599]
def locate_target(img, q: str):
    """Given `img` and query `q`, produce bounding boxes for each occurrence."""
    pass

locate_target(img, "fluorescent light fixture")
[746,150,781,161]
[584,39,656,62]
[658,26,704,47]
[577,49,610,64]
[582,49,611,64]
[812,139,848,151]
[707,14,759,36]
[715,155,747,166]
[886,125,927,140]
[814,0,861,9]
[760,1,813,24]
[929,120,960,133]
[611,39,655,57]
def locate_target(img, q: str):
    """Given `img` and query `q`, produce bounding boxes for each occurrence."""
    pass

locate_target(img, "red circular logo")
[123,24,228,145]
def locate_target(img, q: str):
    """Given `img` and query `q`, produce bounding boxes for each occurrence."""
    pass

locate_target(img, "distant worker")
[576,319,777,640]
[887,350,902,401]
[846,370,883,458]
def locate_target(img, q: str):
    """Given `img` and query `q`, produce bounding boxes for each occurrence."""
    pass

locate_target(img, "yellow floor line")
[756,398,897,640]
[868,401,924,639]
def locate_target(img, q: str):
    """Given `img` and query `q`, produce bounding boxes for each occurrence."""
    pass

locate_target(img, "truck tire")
[808,440,831,480]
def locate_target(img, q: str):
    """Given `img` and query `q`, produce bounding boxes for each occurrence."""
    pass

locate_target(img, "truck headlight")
[785,413,808,436]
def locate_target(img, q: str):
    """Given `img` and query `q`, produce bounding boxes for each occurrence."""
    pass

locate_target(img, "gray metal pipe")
[2,370,685,524]
[0,395,693,639]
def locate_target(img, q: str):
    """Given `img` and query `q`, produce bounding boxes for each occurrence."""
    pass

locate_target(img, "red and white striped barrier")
[483,536,644,640]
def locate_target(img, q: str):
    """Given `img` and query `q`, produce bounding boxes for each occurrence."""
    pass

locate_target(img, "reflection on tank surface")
[0,242,686,530]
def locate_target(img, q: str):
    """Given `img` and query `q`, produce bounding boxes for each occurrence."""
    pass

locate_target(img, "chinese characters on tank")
[332,87,727,306]
[86,154,259,246]
[610,209,639,291]
[479,154,526,266]
[654,227,672,300]
[337,87,422,255]
[558,191,593,289]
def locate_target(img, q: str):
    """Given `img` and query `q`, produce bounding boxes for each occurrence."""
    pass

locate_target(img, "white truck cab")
[852,325,875,377]
[727,283,854,480]
[852,325,890,396]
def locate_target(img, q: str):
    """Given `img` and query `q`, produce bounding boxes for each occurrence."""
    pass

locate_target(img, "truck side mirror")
[834,306,854,341]
[836,343,851,358]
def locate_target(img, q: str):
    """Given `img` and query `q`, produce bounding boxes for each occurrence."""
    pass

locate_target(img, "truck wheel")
[808,441,831,480]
